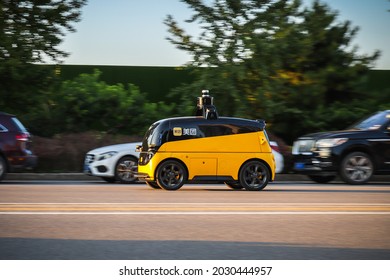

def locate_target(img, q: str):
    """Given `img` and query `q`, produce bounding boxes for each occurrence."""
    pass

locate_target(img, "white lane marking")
[1,203,390,205]
[1,212,390,215]
[1,203,389,215]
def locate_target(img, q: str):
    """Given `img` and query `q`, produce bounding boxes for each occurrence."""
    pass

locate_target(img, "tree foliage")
[27,70,174,137]
[0,0,87,114]
[1,0,86,63]
[165,0,381,143]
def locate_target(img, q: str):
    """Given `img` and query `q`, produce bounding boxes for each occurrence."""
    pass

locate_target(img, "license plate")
[294,162,305,170]
[83,165,91,173]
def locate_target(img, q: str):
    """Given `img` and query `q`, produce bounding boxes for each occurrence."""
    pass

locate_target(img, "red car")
[0,112,37,181]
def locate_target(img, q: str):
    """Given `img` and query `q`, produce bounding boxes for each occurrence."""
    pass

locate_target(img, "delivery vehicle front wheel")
[156,160,187,190]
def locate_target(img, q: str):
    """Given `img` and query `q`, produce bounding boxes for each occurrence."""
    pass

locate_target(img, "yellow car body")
[138,116,275,191]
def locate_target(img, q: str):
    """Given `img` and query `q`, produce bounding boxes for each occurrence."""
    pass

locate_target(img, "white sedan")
[270,141,284,174]
[84,142,141,183]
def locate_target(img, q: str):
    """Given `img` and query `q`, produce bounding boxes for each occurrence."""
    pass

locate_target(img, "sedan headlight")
[316,138,348,148]
[97,151,118,161]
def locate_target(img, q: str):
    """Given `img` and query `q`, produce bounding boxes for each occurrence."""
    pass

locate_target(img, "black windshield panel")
[349,111,390,130]
[141,121,169,151]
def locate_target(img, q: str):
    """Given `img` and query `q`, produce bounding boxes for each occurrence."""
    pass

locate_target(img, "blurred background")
[1,0,389,172]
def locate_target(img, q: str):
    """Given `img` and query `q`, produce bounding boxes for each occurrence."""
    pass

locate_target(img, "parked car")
[292,110,390,184]
[84,142,141,183]
[0,112,37,182]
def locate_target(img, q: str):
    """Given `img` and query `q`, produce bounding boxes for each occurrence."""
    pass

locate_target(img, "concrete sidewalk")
[4,173,388,183]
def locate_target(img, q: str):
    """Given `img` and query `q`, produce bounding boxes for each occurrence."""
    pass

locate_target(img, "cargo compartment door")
[189,158,217,180]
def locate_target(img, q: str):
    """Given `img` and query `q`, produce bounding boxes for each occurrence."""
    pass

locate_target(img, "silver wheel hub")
[118,161,136,180]
[345,156,373,182]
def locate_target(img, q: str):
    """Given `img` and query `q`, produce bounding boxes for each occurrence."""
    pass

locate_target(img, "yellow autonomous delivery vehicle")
[137,91,275,191]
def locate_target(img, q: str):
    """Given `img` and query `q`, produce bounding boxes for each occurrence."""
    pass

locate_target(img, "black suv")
[0,112,37,181]
[292,110,390,184]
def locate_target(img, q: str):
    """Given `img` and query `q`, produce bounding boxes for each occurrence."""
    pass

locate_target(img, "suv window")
[0,124,8,132]
[11,117,28,132]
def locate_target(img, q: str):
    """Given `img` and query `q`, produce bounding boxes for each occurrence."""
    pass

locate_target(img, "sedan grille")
[85,154,95,164]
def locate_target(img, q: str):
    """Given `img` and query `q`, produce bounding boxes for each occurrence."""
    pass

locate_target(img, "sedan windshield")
[350,111,390,130]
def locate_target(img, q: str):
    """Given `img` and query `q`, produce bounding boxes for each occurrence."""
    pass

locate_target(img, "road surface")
[0,180,389,259]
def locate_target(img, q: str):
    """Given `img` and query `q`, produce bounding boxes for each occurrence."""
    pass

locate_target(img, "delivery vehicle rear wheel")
[156,160,187,190]
[239,160,270,191]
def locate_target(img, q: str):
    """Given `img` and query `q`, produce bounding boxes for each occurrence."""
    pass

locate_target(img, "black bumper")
[8,155,38,171]
[293,155,338,176]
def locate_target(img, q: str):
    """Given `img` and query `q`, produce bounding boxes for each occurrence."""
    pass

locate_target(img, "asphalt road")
[0,180,389,260]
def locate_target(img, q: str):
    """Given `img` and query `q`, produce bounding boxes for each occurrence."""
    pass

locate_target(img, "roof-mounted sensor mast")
[195,90,219,120]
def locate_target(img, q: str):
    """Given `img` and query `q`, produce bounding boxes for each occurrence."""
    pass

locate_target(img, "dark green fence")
[56,65,389,96]
[55,65,195,102]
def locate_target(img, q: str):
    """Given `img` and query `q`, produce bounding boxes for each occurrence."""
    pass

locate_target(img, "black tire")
[0,156,7,182]
[339,152,373,185]
[156,160,187,190]
[101,177,116,183]
[308,175,336,184]
[224,181,243,190]
[146,181,161,189]
[115,156,138,184]
[239,160,270,191]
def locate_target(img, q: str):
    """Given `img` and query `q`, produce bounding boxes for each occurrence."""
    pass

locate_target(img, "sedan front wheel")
[339,152,373,185]
[115,156,138,184]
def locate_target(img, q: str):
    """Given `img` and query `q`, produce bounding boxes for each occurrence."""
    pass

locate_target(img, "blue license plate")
[294,162,305,170]
[83,164,91,173]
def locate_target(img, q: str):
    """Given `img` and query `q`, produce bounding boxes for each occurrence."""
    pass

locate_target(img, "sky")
[60,0,390,69]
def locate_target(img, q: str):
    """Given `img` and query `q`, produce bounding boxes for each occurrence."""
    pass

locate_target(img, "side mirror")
[136,145,142,152]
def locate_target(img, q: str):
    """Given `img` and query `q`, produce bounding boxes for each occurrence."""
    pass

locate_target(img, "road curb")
[6,173,100,181]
